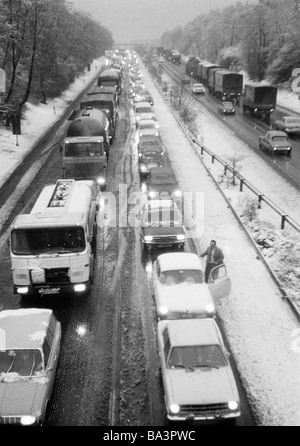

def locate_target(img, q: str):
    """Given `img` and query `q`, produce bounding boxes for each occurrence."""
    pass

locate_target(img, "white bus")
[10,179,99,297]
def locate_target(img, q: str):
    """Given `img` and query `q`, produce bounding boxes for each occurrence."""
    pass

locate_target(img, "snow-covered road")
[141,62,300,426]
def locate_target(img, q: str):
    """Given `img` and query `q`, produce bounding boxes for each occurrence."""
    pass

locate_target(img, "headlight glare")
[20,415,36,426]
[170,404,180,414]
[228,401,239,411]
[160,306,168,315]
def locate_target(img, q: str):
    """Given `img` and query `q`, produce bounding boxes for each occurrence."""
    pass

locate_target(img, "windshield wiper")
[194,364,219,369]
[170,364,195,371]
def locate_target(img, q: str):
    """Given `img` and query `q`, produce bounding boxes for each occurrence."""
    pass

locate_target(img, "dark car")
[258,130,292,156]
[146,166,182,202]
[143,90,154,105]
[140,200,186,251]
[139,146,165,178]
[217,101,236,115]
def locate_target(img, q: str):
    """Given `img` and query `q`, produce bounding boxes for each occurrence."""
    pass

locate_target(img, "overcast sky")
[70,0,258,43]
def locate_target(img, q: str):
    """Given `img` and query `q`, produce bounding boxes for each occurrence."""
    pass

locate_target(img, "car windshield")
[11,227,85,255]
[65,142,104,157]
[140,122,156,129]
[272,136,288,142]
[161,269,203,285]
[194,84,203,88]
[150,174,176,184]
[0,349,44,379]
[136,107,152,113]
[143,149,162,158]
[168,345,227,369]
[285,118,300,124]
[142,209,181,226]
[222,102,233,108]
[139,139,161,148]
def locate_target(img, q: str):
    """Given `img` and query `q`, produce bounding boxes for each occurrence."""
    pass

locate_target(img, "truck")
[243,85,277,123]
[200,63,220,85]
[98,68,122,95]
[214,70,243,102]
[10,179,99,297]
[80,92,118,143]
[63,108,109,189]
[207,67,223,95]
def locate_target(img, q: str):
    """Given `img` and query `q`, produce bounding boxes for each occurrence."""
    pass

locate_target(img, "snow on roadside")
[141,62,300,426]
[0,58,104,190]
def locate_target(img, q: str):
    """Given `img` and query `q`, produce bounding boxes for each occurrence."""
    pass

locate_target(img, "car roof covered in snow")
[157,252,203,272]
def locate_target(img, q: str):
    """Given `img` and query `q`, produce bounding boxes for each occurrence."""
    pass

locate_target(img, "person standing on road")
[200,240,224,283]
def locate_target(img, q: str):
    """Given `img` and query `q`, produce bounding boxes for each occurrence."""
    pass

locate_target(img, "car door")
[208,264,231,301]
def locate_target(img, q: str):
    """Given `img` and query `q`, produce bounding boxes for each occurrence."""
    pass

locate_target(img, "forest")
[159,0,300,88]
[0,0,113,112]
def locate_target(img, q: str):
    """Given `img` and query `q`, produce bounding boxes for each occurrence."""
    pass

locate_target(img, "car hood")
[157,284,214,316]
[166,367,238,405]
[0,380,46,416]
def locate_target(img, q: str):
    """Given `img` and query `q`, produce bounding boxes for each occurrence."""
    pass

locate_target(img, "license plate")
[39,288,60,295]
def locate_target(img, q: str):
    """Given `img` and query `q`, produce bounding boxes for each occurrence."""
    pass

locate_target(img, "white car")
[192,83,205,94]
[157,318,241,422]
[138,120,160,138]
[274,116,300,136]
[153,252,231,319]
[134,101,155,125]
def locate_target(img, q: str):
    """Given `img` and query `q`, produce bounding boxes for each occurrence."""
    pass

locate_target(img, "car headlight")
[144,235,153,242]
[138,152,142,157]
[140,165,148,172]
[159,306,168,315]
[149,191,157,198]
[20,415,37,426]
[17,287,29,294]
[206,304,215,314]
[170,404,180,414]
[228,401,239,411]
[97,177,106,185]
[177,234,185,241]
[136,116,141,121]
[173,190,182,197]
[74,284,86,293]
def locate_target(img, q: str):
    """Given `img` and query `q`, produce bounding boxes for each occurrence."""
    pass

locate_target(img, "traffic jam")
[0,45,299,428]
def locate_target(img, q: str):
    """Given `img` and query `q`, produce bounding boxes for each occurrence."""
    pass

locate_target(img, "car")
[157,318,241,422]
[143,90,154,106]
[182,77,190,85]
[133,79,145,89]
[138,135,164,154]
[138,123,160,139]
[140,199,185,251]
[274,116,300,136]
[139,146,165,178]
[0,308,61,426]
[258,130,292,156]
[217,101,236,115]
[192,83,205,94]
[158,56,165,63]
[146,166,182,202]
[134,101,155,125]
[153,252,219,320]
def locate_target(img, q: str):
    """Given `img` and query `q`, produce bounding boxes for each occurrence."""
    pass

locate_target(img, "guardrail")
[190,136,300,234]
[160,62,300,234]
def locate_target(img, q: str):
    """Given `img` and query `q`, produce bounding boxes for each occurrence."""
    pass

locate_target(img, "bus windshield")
[11,227,86,255]
[65,142,104,157]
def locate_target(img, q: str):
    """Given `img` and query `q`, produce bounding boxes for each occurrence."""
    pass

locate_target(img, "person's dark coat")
[201,246,224,265]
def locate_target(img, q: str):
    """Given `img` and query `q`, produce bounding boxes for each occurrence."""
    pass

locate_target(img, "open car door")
[208,264,231,301]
